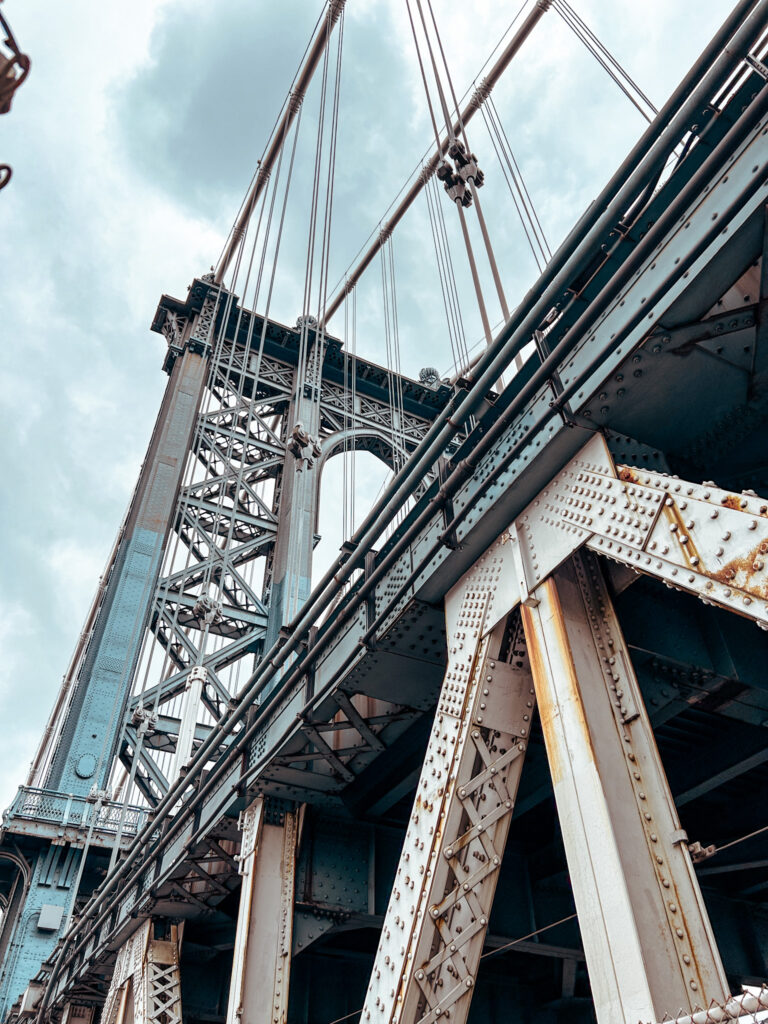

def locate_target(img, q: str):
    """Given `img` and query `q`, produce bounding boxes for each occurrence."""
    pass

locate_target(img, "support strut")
[363,535,532,1024]
[521,552,728,1024]
[226,799,299,1024]
[100,920,182,1024]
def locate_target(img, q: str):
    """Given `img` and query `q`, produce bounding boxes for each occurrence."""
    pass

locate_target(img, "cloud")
[0,603,46,808]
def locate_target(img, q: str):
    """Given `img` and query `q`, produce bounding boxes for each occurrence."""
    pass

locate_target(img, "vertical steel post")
[363,534,532,1024]
[100,920,182,1024]
[169,666,207,782]
[226,798,264,1024]
[520,551,728,1024]
[45,298,218,796]
[226,799,299,1024]
[264,334,324,655]
[0,846,82,1022]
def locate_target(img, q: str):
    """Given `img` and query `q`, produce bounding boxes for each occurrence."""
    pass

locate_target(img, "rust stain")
[710,536,768,598]
[663,505,703,570]
[521,577,596,785]
[618,467,640,483]
[520,603,563,782]
[330,708,346,752]
[721,493,742,511]
[668,882,720,1003]
[674,896,698,995]
[548,578,598,769]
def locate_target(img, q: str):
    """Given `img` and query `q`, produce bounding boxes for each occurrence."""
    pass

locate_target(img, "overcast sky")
[0,0,735,813]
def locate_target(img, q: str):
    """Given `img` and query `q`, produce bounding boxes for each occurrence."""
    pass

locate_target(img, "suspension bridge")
[2,2,768,1024]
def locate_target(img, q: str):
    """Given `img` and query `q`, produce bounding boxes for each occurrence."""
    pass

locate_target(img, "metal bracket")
[746,54,768,81]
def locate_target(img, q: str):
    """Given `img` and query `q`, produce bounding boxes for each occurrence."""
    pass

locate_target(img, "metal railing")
[3,787,149,837]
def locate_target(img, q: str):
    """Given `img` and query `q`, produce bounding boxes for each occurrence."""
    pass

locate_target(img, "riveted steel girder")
[225,799,299,1024]
[362,538,529,1024]
[521,553,728,1024]
[99,921,182,1024]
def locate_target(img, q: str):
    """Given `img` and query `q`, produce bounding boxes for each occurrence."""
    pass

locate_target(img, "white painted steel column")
[226,800,298,1024]
[169,666,206,783]
[521,551,728,1024]
[363,533,531,1024]
[99,920,182,1024]
[226,799,263,1024]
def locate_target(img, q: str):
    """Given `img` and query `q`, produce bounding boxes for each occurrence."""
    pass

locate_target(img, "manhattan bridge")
[2,2,768,1023]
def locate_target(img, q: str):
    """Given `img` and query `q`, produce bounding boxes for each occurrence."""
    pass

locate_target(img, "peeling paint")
[710,536,768,597]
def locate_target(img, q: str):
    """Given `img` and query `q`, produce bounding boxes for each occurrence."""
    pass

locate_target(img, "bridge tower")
[3,1,768,1024]
[0,273,449,1020]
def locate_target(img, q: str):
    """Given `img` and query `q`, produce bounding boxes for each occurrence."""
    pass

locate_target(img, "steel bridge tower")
[3,2,768,1024]
[0,276,448,1021]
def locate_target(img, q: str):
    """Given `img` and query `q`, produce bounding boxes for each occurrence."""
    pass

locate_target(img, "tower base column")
[521,551,728,1024]
[226,799,299,1024]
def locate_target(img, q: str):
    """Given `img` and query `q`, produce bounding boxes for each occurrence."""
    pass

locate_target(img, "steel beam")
[100,921,182,1024]
[513,432,768,632]
[363,535,529,1024]
[263,340,324,654]
[674,747,768,806]
[520,551,728,1024]
[169,666,207,782]
[226,799,299,1024]
[750,203,768,394]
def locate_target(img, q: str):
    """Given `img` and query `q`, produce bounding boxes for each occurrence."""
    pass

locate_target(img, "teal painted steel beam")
[45,327,213,795]
[0,287,220,1020]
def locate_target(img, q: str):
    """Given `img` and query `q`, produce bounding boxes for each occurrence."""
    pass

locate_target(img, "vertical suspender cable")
[424,0,510,322]
[216,0,346,283]
[321,0,552,325]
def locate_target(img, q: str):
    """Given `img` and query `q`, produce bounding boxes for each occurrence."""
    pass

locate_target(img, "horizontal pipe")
[653,988,768,1024]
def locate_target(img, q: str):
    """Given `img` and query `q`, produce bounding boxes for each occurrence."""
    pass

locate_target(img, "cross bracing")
[3,3,768,1024]
[110,297,447,811]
